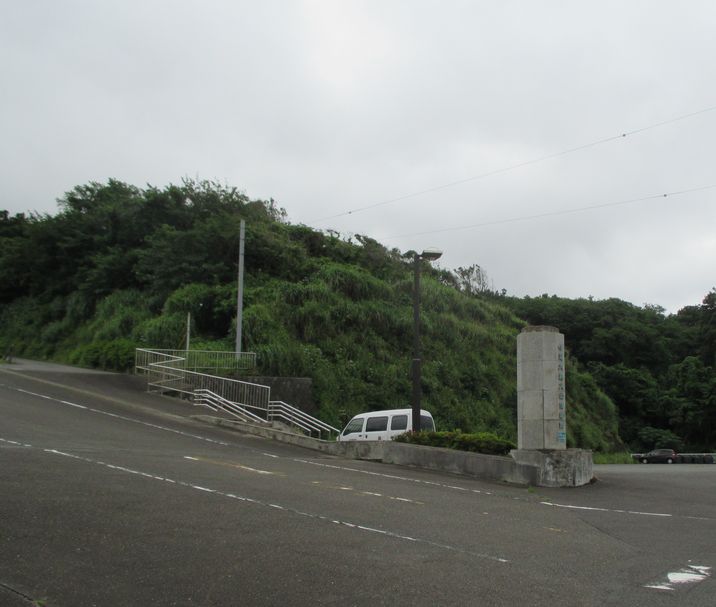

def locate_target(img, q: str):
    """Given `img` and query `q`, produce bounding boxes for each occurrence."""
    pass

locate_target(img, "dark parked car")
[638,449,677,464]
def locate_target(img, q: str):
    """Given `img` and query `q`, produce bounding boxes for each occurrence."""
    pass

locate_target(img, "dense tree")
[506,292,716,451]
[452,264,493,295]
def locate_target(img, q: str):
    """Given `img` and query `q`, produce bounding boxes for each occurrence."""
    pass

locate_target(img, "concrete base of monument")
[510,449,594,487]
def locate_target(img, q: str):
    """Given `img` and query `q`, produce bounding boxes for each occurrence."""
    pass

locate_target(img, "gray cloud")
[1,0,714,312]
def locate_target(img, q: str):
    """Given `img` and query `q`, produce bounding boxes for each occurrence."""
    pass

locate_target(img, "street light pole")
[412,254,422,433]
[411,248,442,434]
[235,219,246,356]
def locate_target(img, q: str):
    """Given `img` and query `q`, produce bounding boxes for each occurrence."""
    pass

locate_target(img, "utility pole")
[235,219,246,355]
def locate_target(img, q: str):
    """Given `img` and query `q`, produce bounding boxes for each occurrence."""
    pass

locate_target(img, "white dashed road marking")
[8,386,230,446]
[0,438,33,448]
[35,446,508,564]
[293,458,494,496]
[540,501,716,522]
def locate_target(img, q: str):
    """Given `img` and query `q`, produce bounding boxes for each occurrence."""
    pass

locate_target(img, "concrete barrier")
[193,414,593,487]
[382,441,542,486]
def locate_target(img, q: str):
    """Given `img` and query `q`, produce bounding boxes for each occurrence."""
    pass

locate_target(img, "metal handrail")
[268,400,339,439]
[136,348,338,441]
[136,348,269,411]
[194,388,269,425]
[135,348,256,374]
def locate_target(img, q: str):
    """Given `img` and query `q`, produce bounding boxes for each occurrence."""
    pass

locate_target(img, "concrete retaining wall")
[382,442,541,486]
[193,414,593,487]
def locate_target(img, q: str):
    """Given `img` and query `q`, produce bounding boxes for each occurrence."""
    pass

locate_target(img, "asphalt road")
[1,361,714,606]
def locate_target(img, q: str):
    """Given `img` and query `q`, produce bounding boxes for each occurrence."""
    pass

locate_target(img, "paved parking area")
[1,362,714,606]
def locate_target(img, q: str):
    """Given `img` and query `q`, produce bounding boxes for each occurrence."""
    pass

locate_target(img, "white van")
[337,408,435,442]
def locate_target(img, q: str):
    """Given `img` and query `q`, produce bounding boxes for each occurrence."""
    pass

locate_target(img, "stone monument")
[511,325,593,487]
[516,326,566,449]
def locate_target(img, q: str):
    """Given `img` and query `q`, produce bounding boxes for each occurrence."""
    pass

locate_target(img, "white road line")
[59,399,88,409]
[0,438,33,448]
[18,384,712,526]
[191,485,215,493]
[9,386,230,446]
[311,481,423,504]
[8,378,714,527]
[540,501,716,522]
[234,464,274,475]
[540,500,716,523]
[540,502,672,518]
[40,446,508,564]
[292,458,493,495]
[183,455,276,475]
[292,457,714,522]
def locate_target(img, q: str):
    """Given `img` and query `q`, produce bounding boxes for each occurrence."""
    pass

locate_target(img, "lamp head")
[420,248,443,262]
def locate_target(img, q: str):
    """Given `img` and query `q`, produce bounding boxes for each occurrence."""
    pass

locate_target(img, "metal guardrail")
[136,348,339,440]
[269,400,339,439]
[135,348,256,374]
[135,349,185,393]
[135,348,269,411]
[676,453,716,463]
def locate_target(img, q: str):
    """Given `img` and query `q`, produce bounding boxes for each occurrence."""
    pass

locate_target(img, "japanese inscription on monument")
[557,342,566,445]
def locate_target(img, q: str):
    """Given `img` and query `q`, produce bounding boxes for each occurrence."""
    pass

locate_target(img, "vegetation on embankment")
[1,179,713,453]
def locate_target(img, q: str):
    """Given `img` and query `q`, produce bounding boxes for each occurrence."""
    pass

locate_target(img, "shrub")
[69,338,137,371]
[592,452,636,464]
[133,314,185,348]
[99,339,137,370]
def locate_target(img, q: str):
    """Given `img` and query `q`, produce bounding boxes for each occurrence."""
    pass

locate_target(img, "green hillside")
[4,179,711,453]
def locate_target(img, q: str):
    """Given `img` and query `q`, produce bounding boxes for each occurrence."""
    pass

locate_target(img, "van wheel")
[666,458,673,464]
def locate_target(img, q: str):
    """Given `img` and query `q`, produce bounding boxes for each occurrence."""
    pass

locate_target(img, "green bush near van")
[394,430,516,456]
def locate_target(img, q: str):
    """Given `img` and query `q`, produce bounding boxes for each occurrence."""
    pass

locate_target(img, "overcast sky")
[2,1,714,313]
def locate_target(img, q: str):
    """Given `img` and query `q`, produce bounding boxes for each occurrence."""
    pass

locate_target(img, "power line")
[310,104,716,225]
[383,183,716,241]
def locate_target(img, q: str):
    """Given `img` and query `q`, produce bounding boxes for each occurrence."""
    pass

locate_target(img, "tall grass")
[592,452,637,464]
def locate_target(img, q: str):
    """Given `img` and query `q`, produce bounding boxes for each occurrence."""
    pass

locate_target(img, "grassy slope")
[0,183,623,450]
[0,269,623,451]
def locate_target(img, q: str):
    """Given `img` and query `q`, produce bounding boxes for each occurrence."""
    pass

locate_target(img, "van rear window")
[420,415,435,431]
[365,416,389,432]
